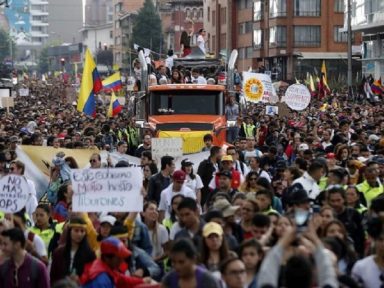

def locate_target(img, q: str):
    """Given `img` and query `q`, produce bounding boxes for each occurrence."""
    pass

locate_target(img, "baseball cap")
[213,199,240,218]
[369,134,380,142]
[289,188,311,205]
[298,143,309,152]
[221,155,234,162]
[9,136,18,143]
[100,237,131,258]
[181,158,194,167]
[217,170,232,179]
[202,222,224,238]
[173,170,186,182]
[100,215,116,226]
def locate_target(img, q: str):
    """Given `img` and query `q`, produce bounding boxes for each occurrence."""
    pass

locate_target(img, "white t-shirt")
[25,178,38,224]
[185,174,203,196]
[191,76,207,84]
[169,222,182,241]
[352,255,382,288]
[24,230,47,258]
[197,35,206,54]
[148,224,169,258]
[158,184,196,219]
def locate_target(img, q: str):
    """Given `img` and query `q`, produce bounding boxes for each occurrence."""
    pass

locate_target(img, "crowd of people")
[0,73,384,288]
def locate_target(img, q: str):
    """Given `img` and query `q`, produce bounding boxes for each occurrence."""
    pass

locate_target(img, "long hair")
[63,218,95,276]
[199,232,230,269]
[56,182,71,205]
[181,165,196,180]
[142,201,159,247]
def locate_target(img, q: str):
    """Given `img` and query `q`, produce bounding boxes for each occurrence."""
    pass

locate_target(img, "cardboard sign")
[284,84,311,111]
[266,105,278,116]
[71,167,143,212]
[243,72,274,103]
[19,88,29,96]
[1,97,14,108]
[152,138,183,161]
[276,102,290,117]
[0,175,29,213]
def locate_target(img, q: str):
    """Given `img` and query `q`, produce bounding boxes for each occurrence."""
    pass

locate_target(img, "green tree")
[96,49,113,67]
[38,46,49,73]
[131,0,162,56]
[0,29,15,63]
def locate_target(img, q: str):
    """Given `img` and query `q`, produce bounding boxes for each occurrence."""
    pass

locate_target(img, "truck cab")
[135,50,238,154]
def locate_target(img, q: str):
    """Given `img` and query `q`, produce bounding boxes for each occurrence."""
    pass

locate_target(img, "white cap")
[369,134,380,142]
[100,215,116,226]
[298,143,309,152]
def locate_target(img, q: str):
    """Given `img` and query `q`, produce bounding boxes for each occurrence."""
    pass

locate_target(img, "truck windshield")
[151,90,221,115]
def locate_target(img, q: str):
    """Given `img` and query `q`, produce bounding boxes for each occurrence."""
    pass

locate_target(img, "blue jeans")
[227,126,239,144]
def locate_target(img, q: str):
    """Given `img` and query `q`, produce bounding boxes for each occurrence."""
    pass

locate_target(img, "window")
[212,10,216,27]
[334,0,345,12]
[238,47,245,59]
[294,0,321,16]
[269,26,287,47]
[239,22,253,34]
[220,7,227,25]
[110,31,113,38]
[254,0,264,21]
[238,0,253,10]
[270,0,287,18]
[212,35,216,52]
[115,21,120,29]
[207,7,210,21]
[186,8,191,18]
[334,26,347,42]
[246,47,254,58]
[294,26,321,47]
[115,3,122,13]
[253,29,263,48]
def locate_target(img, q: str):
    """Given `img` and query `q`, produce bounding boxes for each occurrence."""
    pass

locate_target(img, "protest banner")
[152,138,183,163]
[0,175,29,213]
[243,72,274,103]
[284,84,311,111]
[71,167,143,212]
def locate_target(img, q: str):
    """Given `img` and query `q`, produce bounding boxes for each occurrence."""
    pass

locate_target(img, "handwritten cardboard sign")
[152,138,183,161]
[0,175,29,213]
[70,167,143,212]
[284,84,311,111]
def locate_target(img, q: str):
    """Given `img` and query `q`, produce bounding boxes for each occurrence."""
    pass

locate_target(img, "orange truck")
[135,49,238,154]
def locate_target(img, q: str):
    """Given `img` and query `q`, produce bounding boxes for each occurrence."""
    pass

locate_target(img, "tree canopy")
[131,0,163,56]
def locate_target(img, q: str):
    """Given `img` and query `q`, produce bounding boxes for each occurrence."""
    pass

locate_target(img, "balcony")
[31,31,49,38]
[30,10,49,16]
[30,0,48,4]
[31,20,49,26]
[351,0,384,33]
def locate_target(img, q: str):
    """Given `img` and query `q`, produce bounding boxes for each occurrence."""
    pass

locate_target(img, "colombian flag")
[102,72,122,91]
[77,49,102,117]
[108,91,122,117]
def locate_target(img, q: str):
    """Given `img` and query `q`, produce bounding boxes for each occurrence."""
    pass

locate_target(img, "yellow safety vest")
[243,123,255,138]
[356,180,384,208]
[127,126,139,147]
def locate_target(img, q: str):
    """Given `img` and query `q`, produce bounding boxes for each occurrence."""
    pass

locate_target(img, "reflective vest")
[29,222,64,250]
[263,206,279,215]
[242,123,255,138]
[127,126,139,147]
[356,180,384,207]
[116,129,129,143]
[356,204,368,214]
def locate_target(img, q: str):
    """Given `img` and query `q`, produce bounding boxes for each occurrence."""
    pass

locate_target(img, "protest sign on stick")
[284,84,311,111]
[0,175,29,213]
[71,167,143,212]
[152,138,183,164]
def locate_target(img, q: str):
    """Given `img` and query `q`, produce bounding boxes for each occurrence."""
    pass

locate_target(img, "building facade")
[85,0,113,26]
[48,0,83,44]
[205,0,361,80]
[349,0,384,78]
[80,23,114,55]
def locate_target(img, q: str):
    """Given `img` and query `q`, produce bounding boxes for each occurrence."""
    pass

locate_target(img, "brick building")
[205,0,361,80]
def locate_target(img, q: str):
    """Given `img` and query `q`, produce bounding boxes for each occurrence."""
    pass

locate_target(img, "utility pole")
[347,0,353,99]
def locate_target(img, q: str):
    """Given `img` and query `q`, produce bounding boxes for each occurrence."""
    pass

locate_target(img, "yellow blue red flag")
[108,91,122,117]
[102,71,122,91]
[77,49,102,117]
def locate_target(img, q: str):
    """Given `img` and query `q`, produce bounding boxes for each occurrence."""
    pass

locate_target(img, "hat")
[100,237,131,258]
[217,170,232,179]
[181,158,194,167]
[326,153,336,159]
[298,143,309,152]
[221,155,234,162]
[173,170,186,182]
[9,136,18,143]
[202,222,224,238]
[213,199,240,218]
[369,134,380,142]
[100,215,116,226]
[289,188,311,204]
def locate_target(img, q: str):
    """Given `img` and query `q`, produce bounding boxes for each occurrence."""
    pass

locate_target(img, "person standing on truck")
[180,21,194,57]
[225,94,240,144]
[197,28,207,54]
